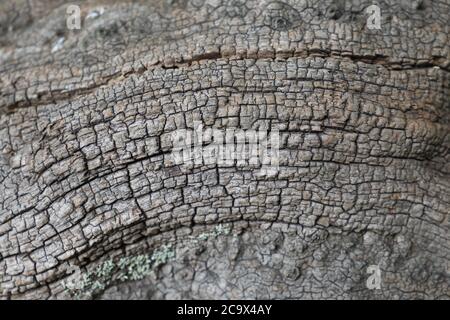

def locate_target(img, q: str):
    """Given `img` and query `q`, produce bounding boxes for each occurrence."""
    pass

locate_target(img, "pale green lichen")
[62,260,116,299]
[117,254,152,281]
[94,259,115,278]
[151,244,175,267]
[62,246,175,299]
[195,224,230,242]
[63,224,231,299]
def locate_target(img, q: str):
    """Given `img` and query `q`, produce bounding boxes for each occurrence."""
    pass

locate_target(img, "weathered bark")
[0,0,449,299]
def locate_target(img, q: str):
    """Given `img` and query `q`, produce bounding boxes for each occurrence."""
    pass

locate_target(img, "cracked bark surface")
[0,0,449,299]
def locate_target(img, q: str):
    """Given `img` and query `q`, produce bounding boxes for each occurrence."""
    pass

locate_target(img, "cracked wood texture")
[0,0,449,300]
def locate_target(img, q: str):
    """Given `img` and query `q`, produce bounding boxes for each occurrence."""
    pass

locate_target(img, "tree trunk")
[0,0,449,299]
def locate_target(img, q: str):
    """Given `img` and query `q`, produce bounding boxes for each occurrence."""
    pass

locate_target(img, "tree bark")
[0,0,449,299]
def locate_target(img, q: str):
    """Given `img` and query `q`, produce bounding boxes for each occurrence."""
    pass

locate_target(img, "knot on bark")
[264,1,302,31]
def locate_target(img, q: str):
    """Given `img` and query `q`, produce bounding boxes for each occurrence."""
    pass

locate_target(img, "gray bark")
[0,0,449,299]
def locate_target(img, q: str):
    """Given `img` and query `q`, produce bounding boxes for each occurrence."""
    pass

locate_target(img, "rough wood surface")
[0,0,449,299]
